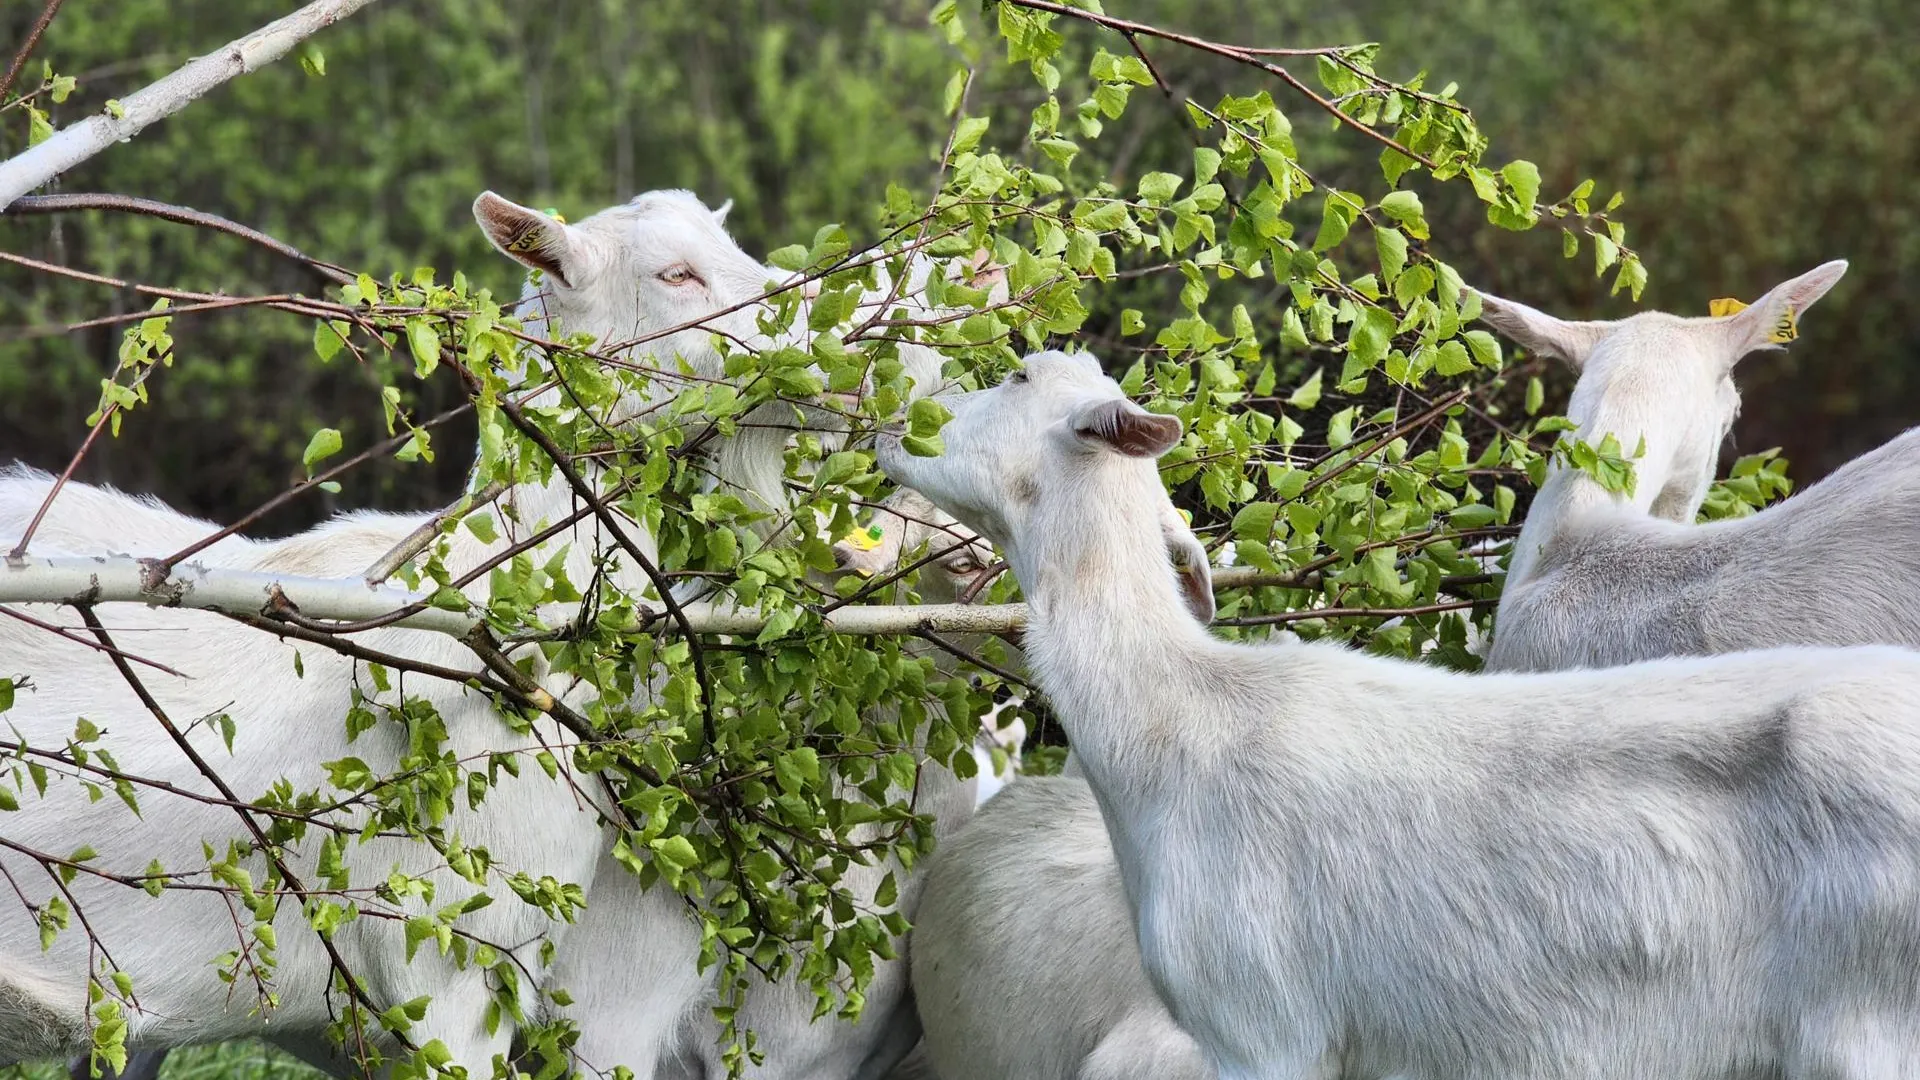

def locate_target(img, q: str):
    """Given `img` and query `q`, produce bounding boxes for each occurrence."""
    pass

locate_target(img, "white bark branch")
[1,555,474,635]
[0,558,1303,641]
[0,0,382,209]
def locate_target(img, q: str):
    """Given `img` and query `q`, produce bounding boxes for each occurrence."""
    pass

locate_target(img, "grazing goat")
[878,348,1920,1080]
[1,189,964,1080]
[1472,261,1920,672]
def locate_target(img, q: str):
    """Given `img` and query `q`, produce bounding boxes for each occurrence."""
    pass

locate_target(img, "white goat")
[893,506,1215,1080]
[907,776,1209,1080]
[879,348,1920,1080]
[1472,261,1920,672]
[0,189,963,1080]
[475,193,983,1080]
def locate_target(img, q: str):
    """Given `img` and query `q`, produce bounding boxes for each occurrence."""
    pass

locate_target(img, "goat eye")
[947,557,977,573]
[1008,369,1029,384]
[657,265,697,285]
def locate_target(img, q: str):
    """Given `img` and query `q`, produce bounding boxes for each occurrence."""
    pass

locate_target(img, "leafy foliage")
[0,2,1823,1079]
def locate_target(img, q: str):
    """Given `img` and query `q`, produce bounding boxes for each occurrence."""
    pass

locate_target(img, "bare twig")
[0,0,384,208]
[0,604,187,677]
[5,194,355,285]
[6,355,157,558]
[1215,598,1485,628]
[0,0,64,105]
[362,478,510,585]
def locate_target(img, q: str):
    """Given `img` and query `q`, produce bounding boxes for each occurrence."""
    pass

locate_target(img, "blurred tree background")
[2,0,1914,532]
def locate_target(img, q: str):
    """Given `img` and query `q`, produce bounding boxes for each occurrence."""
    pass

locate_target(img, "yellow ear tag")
[1709,296,1798,343]
[542,208,567,224]
[1176,508,1193,526]
[1768,307,1798,343]
[845,524,885,552]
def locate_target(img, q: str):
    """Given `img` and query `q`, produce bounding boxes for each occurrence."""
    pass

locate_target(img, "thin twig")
[910,629,1033,692]
[72,604,408,1059]
[994,0,1440,169]
[0,604,188,677]
[1215,598,1484,628]
[0,0,64,105]
[8,355,161,558]
[5,194,355,285]
[362,478,510,585]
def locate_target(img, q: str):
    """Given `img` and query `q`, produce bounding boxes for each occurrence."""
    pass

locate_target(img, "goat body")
[880,350,1920,1080]
[909,775,1209,1080]
[1470,261,1920,672]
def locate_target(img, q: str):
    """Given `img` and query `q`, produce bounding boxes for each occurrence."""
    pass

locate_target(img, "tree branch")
[0,0,383,208]
[993,0,1440,169]
[4,193,355,285]
[0,555,1361,640]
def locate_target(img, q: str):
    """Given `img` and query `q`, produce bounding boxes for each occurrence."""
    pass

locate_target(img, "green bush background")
[2,0,1915,533]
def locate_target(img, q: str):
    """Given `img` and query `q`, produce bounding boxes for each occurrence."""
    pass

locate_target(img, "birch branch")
[0,0,382,209]
[0,556,1336,641]
[1,554,474,635]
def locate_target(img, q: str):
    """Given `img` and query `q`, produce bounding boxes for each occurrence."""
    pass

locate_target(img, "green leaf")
[1192,147,1222,185]
[951,116,990,155]
[313,320,348,363]
[1501,159,1542,210]
[1450,504,1498,528]
[407,319,441,377]
[1231,502,1278,542]
[1375,225,1408,284]
[463,511,498,543]
[767,244,808,272]
[908,397,953,437]
[1137,172,1183,203]
[650,835,699,870]
[902,434,944,458]
[1287,368,1323,409]
[301,428,343,474]
[1313,192,1360,252]
[815,450,865,489]
[1462,330,1502,368]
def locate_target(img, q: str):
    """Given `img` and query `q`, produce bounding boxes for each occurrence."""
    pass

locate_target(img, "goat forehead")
[1590,313,1723,366]
[582,195,741,260]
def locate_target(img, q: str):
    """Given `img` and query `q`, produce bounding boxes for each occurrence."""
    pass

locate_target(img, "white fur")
[907,776,1209,1080]
[1467,263,1920,672]
[1,190,967,1079]
[879,349,1920,1080]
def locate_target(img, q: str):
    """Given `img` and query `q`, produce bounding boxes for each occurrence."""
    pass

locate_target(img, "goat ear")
[1161,506,1215,624]
[473,191,581,287]
[1720,260,1847,359]
[711,198,734,226]
[1070,399,1183,458]
[1471,290,1613,371]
